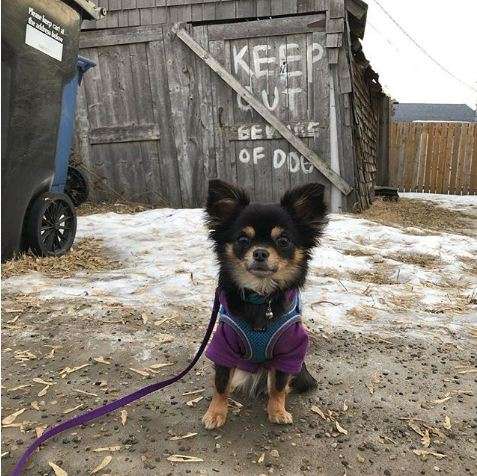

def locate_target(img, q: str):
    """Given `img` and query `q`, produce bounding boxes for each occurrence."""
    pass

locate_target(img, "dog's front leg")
[267,369,293,424]
[202,365,231,429]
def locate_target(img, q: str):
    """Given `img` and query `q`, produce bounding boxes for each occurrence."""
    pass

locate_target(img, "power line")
[367,22,401,54]
[370,0,477,94]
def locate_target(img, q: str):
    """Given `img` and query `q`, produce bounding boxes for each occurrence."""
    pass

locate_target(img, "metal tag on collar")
[266,301,273,320]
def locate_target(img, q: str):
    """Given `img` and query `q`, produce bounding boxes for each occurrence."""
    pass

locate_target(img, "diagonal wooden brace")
[173,24,353,196]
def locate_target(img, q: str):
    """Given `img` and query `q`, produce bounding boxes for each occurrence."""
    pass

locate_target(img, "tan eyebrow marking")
[271,226,284,239]
[242,226,255,238]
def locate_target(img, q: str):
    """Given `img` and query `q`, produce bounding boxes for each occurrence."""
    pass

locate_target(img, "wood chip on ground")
[170,432,198,441]
[2,408,26,425]
[166,455,204,463]
[120,410,127,426]
[48,461,68,476]
[90,455,113,474]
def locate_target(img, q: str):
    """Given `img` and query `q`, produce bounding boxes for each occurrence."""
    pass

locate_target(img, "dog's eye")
[276,236,290,248]
[237,236,251,247]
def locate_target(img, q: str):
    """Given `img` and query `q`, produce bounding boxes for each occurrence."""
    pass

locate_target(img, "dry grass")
[359,198,469,233]
[346,305,377,321]
[387,292,420,310]
[422,295,473,315]
[349,266,398,285]
[387,252,440,268]
[342,248,375,257]
[371,288,471,316]
[460,256,477,276]
[2,238,121,279]
[312,267,343,279]
[433,275,471,290]
[77,201,153,216]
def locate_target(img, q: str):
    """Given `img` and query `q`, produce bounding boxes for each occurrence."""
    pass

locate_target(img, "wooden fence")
[389,122,477,194]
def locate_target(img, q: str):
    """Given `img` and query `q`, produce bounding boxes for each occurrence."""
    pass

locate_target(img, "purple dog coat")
[205,290,309,375]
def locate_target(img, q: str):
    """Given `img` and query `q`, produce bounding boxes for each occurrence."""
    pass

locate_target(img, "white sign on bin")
[25,7,65,61]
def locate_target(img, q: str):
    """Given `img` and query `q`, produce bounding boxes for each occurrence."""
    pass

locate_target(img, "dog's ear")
[206,180,250,229]
[280,183,328,233]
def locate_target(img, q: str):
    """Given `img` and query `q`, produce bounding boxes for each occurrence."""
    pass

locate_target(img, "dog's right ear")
[206,180,250,229]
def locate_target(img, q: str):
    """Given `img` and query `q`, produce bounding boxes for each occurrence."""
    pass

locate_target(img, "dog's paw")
[268,408,293,425]
[202,410,227,430]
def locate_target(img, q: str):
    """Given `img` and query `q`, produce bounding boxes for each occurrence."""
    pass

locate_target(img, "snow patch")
[3,195,476,340]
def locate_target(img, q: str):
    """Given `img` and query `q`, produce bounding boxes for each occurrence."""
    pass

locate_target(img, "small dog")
[203,179,328,429]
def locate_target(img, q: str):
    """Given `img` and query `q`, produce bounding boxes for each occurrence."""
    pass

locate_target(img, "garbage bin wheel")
[25,192,77,257]
[65,165,89,207]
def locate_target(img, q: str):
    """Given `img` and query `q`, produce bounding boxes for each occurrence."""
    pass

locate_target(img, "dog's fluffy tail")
[291,362,317,393]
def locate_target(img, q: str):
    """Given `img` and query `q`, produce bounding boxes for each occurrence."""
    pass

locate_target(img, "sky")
[362,0,477,108]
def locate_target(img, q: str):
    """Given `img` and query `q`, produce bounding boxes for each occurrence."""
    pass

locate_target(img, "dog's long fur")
[203,180,328,429]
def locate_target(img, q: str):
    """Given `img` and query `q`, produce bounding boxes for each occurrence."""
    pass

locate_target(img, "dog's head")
[205,180,328,294]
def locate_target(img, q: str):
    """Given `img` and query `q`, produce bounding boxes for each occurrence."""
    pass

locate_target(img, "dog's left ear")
[205,179,250,229]
[281,183,328,233]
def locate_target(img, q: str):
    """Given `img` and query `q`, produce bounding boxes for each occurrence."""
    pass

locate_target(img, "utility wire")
[370,0,477,94]
[367,22,401,54]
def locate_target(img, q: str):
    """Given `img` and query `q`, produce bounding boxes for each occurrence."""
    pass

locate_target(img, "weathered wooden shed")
[76,0,390,212]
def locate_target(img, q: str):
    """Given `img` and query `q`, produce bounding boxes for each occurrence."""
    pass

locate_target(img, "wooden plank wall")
[389,122,477,194]
[329,2,359,212]
[76,0,383,210]
[349,51,380,210]
[375,96,392,186]
[82,0,330,30]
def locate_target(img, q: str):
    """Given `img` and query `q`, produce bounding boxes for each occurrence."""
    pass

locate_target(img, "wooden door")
[77,26,183,207]
[192,15,331,203]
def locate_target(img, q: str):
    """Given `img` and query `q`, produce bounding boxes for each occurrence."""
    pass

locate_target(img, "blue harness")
[218,292,302,363]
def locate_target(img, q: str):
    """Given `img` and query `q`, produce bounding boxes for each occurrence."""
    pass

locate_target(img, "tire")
[24,192,77,257]
[65,166,89,207]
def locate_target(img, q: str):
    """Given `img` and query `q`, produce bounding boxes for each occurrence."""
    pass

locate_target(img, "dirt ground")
[2,197,476,476]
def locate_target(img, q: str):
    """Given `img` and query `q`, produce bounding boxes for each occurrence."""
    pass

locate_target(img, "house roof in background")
[393,103,476,122]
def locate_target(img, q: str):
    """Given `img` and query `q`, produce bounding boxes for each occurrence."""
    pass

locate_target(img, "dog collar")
[241,288,297,305]
[241,289,270,305]
[220,288,299,323]
[241,290,275,319]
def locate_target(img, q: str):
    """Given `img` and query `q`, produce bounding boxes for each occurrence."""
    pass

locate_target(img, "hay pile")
[313,267,342,279]
[422,294,473,315]
[359,198,469,233]
[387,291,419,311]
[77,201,153,216]
[460,256,477,276]
[387,252,440,268]
[342,248,375,257]
[349,266,399,285]
[2,238,121,279]
[346,305,377,321]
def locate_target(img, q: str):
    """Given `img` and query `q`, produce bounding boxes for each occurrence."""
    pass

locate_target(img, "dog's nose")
[253,248,269,262]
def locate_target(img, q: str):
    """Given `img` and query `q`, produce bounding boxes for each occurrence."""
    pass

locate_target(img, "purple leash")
[12,290,220,476]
